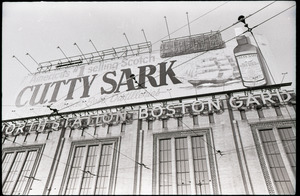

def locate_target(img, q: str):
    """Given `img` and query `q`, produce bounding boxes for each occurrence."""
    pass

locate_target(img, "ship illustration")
[181,55,241,87]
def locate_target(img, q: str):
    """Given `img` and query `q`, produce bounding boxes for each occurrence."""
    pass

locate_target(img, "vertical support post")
[186,12,192,36]
[164,16,171,40]
[226,93,253,194]
[44,118,67,195]
[187,135,196,194]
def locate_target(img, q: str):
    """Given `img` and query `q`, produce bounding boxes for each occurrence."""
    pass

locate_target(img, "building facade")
[2,31,296,195]
[2,83,296,195]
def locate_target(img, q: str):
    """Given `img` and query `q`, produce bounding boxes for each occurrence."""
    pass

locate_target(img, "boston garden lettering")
[15,60,181,107]
[3,89,292,136]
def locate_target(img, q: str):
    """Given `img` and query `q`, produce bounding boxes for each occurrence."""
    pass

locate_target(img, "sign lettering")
[3,89,292,136]
[15,61,182,108]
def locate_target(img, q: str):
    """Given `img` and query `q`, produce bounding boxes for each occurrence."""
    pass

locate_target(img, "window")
[208,113,215,123]
[257,108,264,118]
[159,139,172,194]
[175,138,191,194]
[239,108,247,120]
[192,136,211,194]
[193,115,199,126]
[61,138,119,195]
[277,128,296,174]
[252,121,295,194]
[148,120,153,130]
[121,123,126,132]
[153,130,218,195]
[2,145,43,195]
[107,125,111,134]
[274,106,282,116]
[162,119,168,129]
[177,117,183,127]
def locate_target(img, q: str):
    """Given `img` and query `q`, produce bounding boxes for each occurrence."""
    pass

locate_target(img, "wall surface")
[2,88,296,195]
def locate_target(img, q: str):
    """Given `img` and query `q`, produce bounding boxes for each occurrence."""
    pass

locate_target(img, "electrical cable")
[6,0,249,113]
[4,93,295,170]
[4,115,295,166]
[55,1,285,114]
[151,1,230,46]
[48,2,232,113]
[251,4,295,31]
[3,126,295,192]
[3,97,296,191]
[3,2,296,162]
[158,1,294,78]
[83,21,297,165]
[3,137,150,182]
[4,1,279,118]
[239,4,296,86]
[218,128,296,155]
[240,3,296,129]
[4,5,296,153]
[73,28,243,114]
[82,129,151,170]
[6,1,232,115]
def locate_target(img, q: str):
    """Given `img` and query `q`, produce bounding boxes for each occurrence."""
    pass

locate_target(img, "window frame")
[60,137,120,195]
[251,120,296,194]
[2,144,45,195]
[152,129,219,195]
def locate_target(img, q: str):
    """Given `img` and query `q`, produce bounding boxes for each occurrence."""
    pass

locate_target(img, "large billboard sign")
[7,35,273,120]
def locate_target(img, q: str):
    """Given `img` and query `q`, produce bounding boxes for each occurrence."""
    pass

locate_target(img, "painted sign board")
[5,35,274,120]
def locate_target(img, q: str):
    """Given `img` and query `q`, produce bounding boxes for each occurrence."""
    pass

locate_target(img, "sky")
[2,1,296,120]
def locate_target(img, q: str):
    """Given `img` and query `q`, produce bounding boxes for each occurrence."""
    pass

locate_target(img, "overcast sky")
[2,1,296,120]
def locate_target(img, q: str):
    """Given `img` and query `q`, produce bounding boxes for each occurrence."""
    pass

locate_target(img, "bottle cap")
[235,28,244,37]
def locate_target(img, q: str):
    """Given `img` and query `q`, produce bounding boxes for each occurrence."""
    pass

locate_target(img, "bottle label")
[236,53,266,86]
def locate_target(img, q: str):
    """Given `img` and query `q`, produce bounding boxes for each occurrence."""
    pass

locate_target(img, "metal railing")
[36,41,152,73]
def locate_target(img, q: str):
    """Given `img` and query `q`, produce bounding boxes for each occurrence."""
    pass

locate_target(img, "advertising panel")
[6,34,273,119]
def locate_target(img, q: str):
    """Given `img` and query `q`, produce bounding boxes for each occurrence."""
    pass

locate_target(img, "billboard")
[6,34,272,120]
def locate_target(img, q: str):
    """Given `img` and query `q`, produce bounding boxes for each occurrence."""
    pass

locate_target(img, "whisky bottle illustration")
[234,28,271,87]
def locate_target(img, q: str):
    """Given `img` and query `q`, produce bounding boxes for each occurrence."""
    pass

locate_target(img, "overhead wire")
[54,1,282,115]
[3,3,296,157]
[4,101,296,182]
[151,1,230,46]
[2,1,233,116]
[3,137,151,184]
[110,2,297,158]
[3,0,295,163]
[251,3,295,30]
[3,119,295,191]
[220,0,277,33]
[82,129,151,170]
[6,8,296,160]
[3,124,295,190]
[49,1,231,113]
[139,1,291,80]
[240,3,296,128]
[76,16,276,114]
[241,3,296,85]
[4,1,278,118]
[2,2,296,192]
[1,1,230,115]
